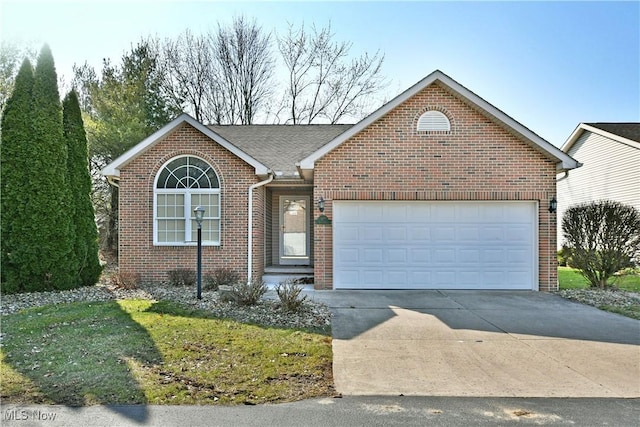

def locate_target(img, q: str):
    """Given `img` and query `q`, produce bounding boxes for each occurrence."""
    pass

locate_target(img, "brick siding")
[313,82,558,291]
[118,123,264,284]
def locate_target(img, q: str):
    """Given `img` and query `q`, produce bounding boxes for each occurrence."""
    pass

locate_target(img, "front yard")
[2,266,638,406]
[0,298,333,406]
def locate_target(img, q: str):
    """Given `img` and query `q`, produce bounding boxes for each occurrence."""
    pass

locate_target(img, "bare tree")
[276,23,387,124]
[157,30,217,123]
[213,16,275,124]
[156,18,274,125]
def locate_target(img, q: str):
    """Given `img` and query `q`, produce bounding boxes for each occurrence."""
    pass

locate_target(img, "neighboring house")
[102,70,579,292]
[557,123,640,247]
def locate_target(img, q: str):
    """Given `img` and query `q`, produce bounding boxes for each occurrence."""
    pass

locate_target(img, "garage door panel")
[388,271,408,285]
[411,248,430,262]
[362,226,383,241]
[338,248,359,262]
[507,249,530,263]
[458,226,480,241]
[433,248,456,263]
[433,205,456,220]
[362,270,384,285]
[340,226,360,241]
[362,248,383,262]
[385,226,407,241]
[480,227,504,241]
[433,226,456,241]
[410,227,430,241]
[388,248,408,263]
[507,226,531,241]
[407,204,431,221]
[410,271,431,284]
[333,201,537,290]
[459,249,480,263]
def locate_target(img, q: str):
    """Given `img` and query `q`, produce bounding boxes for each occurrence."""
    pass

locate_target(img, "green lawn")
[558,267,640,291]
[0,300,333,406]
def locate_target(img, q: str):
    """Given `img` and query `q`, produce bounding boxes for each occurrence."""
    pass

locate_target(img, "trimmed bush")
[110,271,141,289]
[203,267,240,291]
[562,200,640,288]
[276,279,308,313]
[220,279,267,306]
[167,269,196,287]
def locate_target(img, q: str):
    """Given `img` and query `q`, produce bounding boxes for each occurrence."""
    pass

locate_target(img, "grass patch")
[1,299,333,406]
[558,267,640,291]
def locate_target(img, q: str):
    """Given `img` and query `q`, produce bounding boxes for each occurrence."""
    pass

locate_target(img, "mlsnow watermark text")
[3,408,58,422]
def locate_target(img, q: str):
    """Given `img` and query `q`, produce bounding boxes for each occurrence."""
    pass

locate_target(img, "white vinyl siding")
[333,201,538,290]
[557,132,640,246]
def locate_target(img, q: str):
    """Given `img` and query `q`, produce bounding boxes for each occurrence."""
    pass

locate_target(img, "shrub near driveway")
[1,299,334,405]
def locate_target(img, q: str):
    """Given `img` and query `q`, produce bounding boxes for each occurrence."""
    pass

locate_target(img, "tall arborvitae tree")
[1,59,34,292]
[24,45,76,291]
[63,90,102,286]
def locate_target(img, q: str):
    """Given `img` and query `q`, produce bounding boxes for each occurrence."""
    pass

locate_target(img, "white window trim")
[153,155,221,246]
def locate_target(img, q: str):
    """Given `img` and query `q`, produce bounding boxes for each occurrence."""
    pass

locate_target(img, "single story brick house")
[102,70,579,291]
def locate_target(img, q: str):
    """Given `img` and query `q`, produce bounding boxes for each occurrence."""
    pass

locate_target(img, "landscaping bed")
[0,281,331,333]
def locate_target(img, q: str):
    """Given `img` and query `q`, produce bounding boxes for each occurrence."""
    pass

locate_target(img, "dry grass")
[0,299,333,406]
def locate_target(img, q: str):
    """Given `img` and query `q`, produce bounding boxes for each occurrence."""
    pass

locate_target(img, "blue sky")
[2,1,639,146]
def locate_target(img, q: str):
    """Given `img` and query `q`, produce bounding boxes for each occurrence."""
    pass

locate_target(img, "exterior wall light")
[318,197,325,212]
[549,197,557,213]
[194,206,205,299]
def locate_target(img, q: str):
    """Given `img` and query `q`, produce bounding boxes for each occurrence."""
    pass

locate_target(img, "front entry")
[279,196,310,265]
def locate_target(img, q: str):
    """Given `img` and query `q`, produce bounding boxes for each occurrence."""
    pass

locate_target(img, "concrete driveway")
[307,290,640,398]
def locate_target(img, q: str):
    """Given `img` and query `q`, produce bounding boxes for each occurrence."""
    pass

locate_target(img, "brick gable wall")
[118,123,264,284]
[313,83,558,290]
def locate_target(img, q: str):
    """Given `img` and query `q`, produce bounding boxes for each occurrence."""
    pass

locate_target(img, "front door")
[279,196,310,265]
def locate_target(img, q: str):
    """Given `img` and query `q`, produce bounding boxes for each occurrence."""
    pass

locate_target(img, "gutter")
[106,175,120,188]
[247,172,274,283]
[556,162,583,182]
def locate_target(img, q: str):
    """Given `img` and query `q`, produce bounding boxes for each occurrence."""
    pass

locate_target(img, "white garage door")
[333,201,538,290]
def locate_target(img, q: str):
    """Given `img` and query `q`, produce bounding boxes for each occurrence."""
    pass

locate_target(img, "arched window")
[154,156,220,245]
[417,110,451,132]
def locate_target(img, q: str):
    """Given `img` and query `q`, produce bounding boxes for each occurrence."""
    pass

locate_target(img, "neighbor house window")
[417,110,451,132]
[154,155,220,245]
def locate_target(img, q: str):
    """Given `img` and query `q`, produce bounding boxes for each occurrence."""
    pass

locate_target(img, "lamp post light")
[194,206,205,300]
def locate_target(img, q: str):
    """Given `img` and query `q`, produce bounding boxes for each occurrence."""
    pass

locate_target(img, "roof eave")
[100,113,270,178]
[299,70,581,172]
[562,123,640,152]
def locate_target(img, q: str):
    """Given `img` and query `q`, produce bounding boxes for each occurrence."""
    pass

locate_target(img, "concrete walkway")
[306,290,640,398]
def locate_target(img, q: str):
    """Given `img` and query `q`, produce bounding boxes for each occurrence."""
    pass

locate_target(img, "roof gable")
[101,113,270,179]
[298,70,580,174]
[562,123,640,153]
[209,124,351,177]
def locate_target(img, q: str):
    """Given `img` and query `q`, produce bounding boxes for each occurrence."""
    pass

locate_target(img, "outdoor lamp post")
[194,206,205,300]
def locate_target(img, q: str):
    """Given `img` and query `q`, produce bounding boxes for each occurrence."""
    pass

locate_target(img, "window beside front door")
[279,196,310,265]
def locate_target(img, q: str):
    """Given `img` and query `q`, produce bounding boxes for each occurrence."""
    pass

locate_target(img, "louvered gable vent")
[417,110,450,132]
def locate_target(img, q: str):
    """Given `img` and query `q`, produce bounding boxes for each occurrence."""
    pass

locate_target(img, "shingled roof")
[585,123,640,143]
[209,124,353,177]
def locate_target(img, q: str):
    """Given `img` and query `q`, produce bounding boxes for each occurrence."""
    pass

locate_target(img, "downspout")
[247,172,274,283]
[106,176,120,188]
